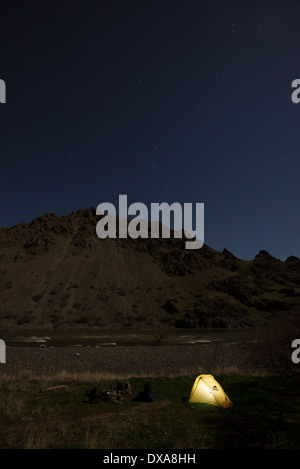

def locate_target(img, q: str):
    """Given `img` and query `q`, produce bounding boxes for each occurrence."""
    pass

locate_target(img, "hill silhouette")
[0,207,299,329]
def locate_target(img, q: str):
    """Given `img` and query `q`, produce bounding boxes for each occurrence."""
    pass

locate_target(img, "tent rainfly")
[188,374,233,408]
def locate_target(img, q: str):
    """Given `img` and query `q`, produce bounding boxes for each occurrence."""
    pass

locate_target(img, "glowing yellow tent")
[188,374,233,408]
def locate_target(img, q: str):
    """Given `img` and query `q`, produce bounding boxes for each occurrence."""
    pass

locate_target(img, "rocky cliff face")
[0,208,299,329]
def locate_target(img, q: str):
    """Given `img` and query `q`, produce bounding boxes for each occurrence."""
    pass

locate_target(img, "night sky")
[1,1,300,261]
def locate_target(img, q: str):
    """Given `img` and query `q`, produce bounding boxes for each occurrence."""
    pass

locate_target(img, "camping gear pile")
[85,381,132,403]
[85,381,157,404]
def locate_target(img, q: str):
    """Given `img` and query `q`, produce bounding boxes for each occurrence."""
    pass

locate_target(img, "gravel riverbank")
[1,343,259,378]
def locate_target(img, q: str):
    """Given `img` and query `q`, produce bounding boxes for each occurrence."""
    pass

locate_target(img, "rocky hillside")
[0,207,299,329]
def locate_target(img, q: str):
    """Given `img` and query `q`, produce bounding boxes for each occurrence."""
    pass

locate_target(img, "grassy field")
[0,372,299,450]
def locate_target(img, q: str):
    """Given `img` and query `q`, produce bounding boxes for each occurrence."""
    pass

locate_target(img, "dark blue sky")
[1,0,300,260]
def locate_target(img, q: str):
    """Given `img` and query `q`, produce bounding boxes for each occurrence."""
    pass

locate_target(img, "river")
[0,327,257,347]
